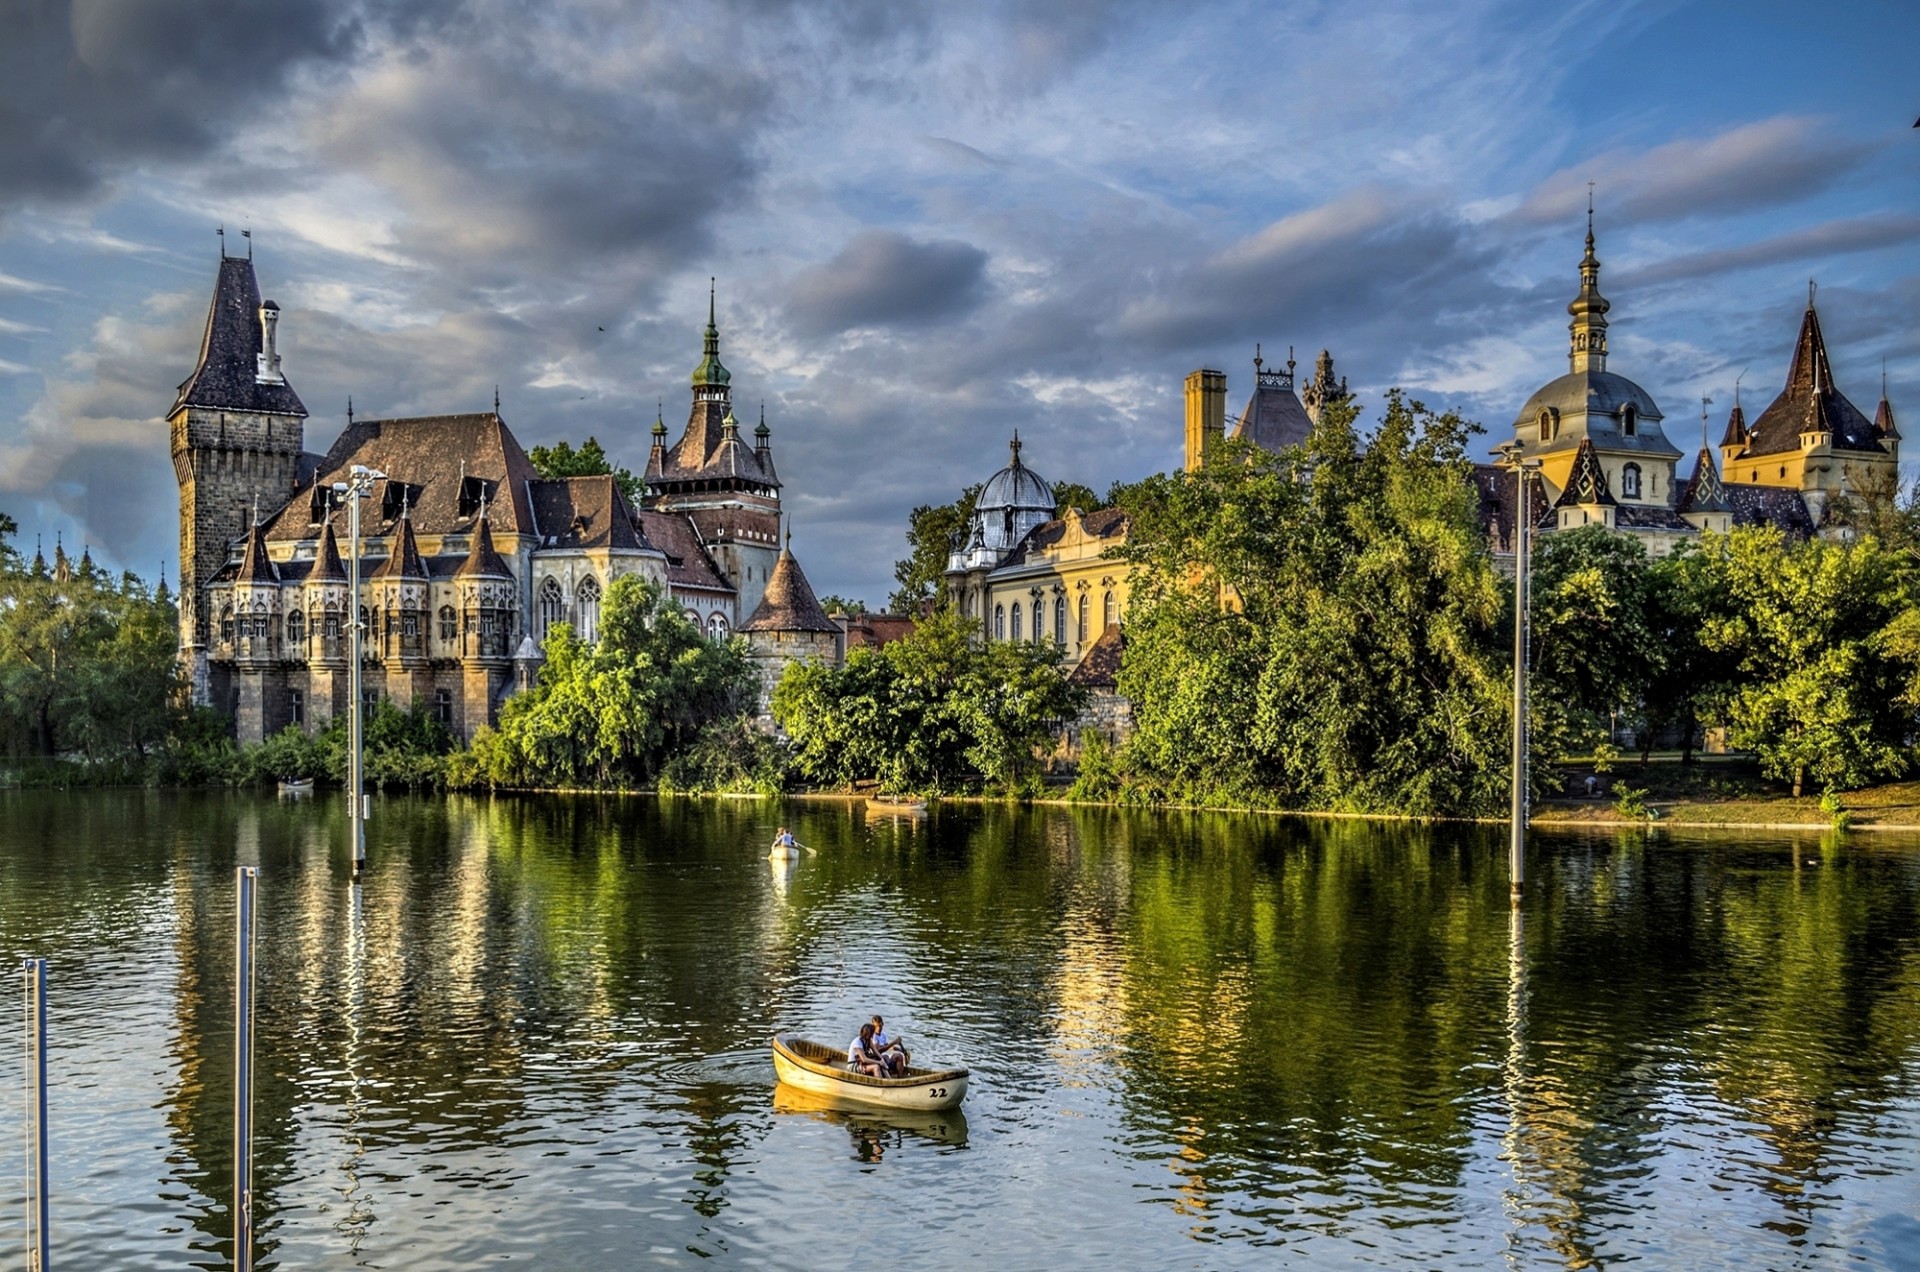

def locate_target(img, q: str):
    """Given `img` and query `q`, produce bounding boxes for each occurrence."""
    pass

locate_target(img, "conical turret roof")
[1553,437,1617,508]
[1678,447,1730,515]
[1876,394,1901,442]
[455,509,513,579]
[1745,301,1880,457]
[1719,401,1748,449]
[372,507,428,580]
[739,539,837,633]
[310,521,347,582]
[171,255,307,418]
[236,518,280,584]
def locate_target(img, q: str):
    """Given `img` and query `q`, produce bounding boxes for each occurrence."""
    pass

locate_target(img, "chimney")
[1184,368,1226,472]
[256,299,284,384]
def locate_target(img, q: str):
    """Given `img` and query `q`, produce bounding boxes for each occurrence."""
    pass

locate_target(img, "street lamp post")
[1495,442,1543,905]
[333,464,385,879]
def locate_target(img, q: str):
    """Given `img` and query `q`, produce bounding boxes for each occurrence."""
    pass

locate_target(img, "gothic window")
[538,577,566,638]
[576,576,602,644]
[1103,591,1117,632]
[1010,602,1023,641]
[220,606,235,642]
[1077,593,1089,643]
[324,609,341,640]
[994,604,1005,641]
[439,606,457,642]
[1054,597,1067,645]
[1621,463,1642,499]
[287,610,305,647]
[707,612,729,641]
[402,611,419,638]
[358,606,370,636]
[1621,404,1638,437]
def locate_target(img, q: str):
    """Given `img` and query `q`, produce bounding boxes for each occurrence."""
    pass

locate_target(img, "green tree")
[1115,392,1511,816]
[528,436,644,508]
[889,484,981,614]
[1529,527,1658,759]
[1704,527,1917,796]
[817,595,868,616]
[476,574,755,787]
[1051,482,1105,518]
[1641,540,1736,763]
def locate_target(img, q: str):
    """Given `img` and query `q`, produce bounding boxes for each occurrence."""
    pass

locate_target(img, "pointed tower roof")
[1553,437,1617,508]
[1567,202,1610,374]
[310,521,348,583]
[77,545,94,578]
[1876,384,1901,442]
[691,280,731,388]
[171,255,307,418]
[236,517,280,585]
[1745,297,1880,456]
[739,538,837,634]
[1678,448,1731,514]
[455,507,513,579]
[1229,345,1314,453]
[371,504,428,580]
[1719,400,1748,449]
[52,536,70,584]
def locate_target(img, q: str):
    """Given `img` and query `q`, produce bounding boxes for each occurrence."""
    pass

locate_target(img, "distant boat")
[277,777,314,796]
[863,795,927,817]
[771,1033,968,1111]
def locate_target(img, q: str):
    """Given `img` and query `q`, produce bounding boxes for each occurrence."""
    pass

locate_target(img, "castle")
[172,254,836,743]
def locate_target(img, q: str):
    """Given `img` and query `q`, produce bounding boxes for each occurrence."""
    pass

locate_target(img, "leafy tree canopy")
[528,436,644,509]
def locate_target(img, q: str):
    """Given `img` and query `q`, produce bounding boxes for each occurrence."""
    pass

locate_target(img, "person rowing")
[870,1014,910,1071]
[847,1022,891,1077]
[769,826,799,859]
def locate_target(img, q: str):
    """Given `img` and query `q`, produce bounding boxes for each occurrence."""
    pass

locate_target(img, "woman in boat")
[870,1015,910,1072]
[847,1022,889,1077]
[771,827,797,854]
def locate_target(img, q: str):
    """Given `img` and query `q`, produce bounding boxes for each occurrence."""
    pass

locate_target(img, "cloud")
[1617,214,1920,288]
[786,230,990,336]
[1514,116,1875,226]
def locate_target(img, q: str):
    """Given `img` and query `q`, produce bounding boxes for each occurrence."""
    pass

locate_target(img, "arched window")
[1054,596,1067,645]
[287,610,305,647]
[439,605,457,642]
[538,577,566,638]
[324,608,341,640]
[576,576,602,644]
[1103,591,1117,632]
[1538,409,1555,442]
[707,612,730,641]
[1077,593,1089,643]
[220,606,235,642]
[1621,463,1642,499]
[1621,404,1638,437]
[358,606,370,637]
[994,604,1005,641]
[1010,602,1023,641]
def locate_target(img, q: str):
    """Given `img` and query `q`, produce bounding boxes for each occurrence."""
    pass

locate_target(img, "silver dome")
[968,435,1055,559]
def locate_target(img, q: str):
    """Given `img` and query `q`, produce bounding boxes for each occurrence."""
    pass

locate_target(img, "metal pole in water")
[22,958,49,1271]
[234,868,257,1272]
[348,479,365,880]
[1511,470,1528,904]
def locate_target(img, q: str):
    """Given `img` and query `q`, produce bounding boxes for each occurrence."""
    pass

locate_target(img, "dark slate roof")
[1676,448,1730,515]
[636,511,734,593]
[455,513,513,579]
[310,522,347,582]
[1000,506,1130,568]
[1614,503,1694,531]
[371,512,428,580]
[651,397,781,490]
[1068,624,1125,689]
[528,476,654,551]
[1876,396,1901,442]
[1515,370,1679,458]
[1471,464,1554,551]
[1229,361,1313,454]
[235,519,279,584]
[739,544,837,633]
[683,505,780,549]
[265,413,541,544]
[172,256,307,418]
[1719,402,1749,449]
[1743,306,1882,457]
[1723,483,1816,538]
[1554,437,1617,507]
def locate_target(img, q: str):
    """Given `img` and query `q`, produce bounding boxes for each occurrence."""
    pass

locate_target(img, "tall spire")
[1567,199,1610,374]
[692,278,730,389]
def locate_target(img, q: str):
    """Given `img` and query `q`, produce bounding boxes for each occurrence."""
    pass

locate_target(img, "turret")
[1568,201,1610,375]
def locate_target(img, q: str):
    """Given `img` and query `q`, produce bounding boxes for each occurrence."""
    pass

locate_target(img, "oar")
[792,841,819,856]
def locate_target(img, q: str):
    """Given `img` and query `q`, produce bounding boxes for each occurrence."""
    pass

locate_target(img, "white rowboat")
[771,1033,968,1111]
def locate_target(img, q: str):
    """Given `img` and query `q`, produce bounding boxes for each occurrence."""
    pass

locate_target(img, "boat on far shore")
[772,1033,968,1111]
[277,777,314,796]
[863,795,927,817]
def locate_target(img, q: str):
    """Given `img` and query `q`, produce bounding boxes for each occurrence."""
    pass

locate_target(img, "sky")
[0,0,1915,606]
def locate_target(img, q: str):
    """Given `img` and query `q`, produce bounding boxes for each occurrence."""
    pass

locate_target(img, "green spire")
[692,277,731,388]
[652,402,667,440]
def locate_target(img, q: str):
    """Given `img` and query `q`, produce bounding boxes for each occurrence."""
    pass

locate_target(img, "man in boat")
[771,827,797,854]
[847,1022,890,1077]
[870,1015,910,1072]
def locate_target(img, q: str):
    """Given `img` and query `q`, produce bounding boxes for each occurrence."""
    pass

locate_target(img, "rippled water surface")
[3,792,1919,1269]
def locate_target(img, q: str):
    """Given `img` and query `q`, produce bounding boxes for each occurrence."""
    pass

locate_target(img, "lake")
[2,791,1917,1269]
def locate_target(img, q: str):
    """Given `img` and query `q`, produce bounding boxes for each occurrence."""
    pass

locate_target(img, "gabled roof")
[636,510,734,593]
[739,542,837,633]
[528,475,655,551]
[1743,305,1882,457]
[1068,623,1126,689]
[1677,448,1730,515]
[371,510,428,580]
[1553,437,1616,507]
[455,512,513,579]
[172,256,307,418]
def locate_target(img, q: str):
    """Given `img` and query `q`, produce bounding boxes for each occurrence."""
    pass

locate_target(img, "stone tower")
[170,253,307,705]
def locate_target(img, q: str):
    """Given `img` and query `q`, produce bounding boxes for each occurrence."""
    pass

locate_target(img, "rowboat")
[277,777,314,796]
[863,795,927,817]
[771,1033,968,1111]
[772,1084,970,1147]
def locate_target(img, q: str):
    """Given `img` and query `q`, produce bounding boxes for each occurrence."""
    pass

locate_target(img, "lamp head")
[331,482,349,494]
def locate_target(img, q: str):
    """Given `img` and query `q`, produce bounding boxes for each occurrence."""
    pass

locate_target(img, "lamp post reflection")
[337,878,374,1249]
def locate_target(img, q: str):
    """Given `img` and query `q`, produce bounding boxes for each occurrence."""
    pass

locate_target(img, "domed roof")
[1515,370,1679,458]
[977,434,1053,513]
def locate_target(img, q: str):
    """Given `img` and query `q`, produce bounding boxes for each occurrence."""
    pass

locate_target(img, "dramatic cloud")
[1617,214,1920,288]
[786,231,990,336]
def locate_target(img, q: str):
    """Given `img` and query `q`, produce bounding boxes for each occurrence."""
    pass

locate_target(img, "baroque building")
[173,251,814,743]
